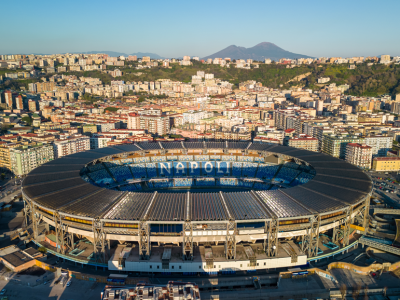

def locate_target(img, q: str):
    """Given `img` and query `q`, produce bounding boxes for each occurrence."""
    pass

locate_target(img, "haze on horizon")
[0,0,399,58]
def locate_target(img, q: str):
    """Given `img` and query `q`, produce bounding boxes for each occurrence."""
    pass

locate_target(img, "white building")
[364,136,393,157]
[53,134,90,158]
[182,110,212,124]
[90,135,113,149]
[345,143,372,169]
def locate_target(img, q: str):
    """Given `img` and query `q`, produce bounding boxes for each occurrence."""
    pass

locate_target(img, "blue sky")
[0,0,399,58]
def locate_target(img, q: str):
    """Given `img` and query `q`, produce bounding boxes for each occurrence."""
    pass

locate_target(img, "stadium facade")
[22,141,372,273]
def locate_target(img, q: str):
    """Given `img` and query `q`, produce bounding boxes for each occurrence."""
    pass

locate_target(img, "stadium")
[22,141,372,274]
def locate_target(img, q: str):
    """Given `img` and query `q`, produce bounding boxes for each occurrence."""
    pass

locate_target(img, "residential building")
[318,77,330,84]
[0,142,18,171]
[182,110,212,124]
[345,143,372,169]
[372,157,400,172]
[139,115,169,135]
[10,143,54,176]
[127,113,140,129]
[53,134,90,158]
[90,135,112,149]
[322,134,365,159]
[364,135,392,157]
[288,134,318,152]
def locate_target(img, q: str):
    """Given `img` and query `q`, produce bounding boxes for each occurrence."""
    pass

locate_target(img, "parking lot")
[368,171,400,207]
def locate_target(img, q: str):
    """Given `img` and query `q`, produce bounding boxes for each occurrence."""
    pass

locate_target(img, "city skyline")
[0,0,399,58]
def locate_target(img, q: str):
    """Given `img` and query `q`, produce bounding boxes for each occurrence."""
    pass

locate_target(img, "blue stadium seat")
[109,166,133,182]
[217,178,238,186]
[238,180,254,188]
[133,157,150,164]
[284,162,299,170]
[210,155,221,161]
[290,172,314,186]
[87,164,104,172]
[194,155,209,161]
[174,178,193,187]
[254,182,270,190]
[256,165,279,180]
[149,180,173,189]
[146,163,157,177]
[151,156,166,162]
[221,155,236,162]
[129,163,147,178]
[196,178,215,186]
[232,162,242,177]
[274,167,300,184]
[241,162,258,177]
[254,157,264,163]
[179,155,194,161]
[237,156,253,162]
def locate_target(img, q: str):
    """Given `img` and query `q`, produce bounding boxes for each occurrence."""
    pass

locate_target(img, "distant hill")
[83,51,164,59]
[202,42,313,61]
[130,52,165,59]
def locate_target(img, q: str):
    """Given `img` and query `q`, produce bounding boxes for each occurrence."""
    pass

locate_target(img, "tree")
[21,116,33,126]
[1,173,4,181]
[104,107,119,112]
[340,284,347,300]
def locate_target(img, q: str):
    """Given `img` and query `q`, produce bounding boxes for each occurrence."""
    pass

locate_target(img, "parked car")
[66,280,72,287]
[0,289,6,295]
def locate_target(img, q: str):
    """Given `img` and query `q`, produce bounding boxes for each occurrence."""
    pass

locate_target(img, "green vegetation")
[113,61,312,89]
[104,107,119,112]
[82,93,97,104]
[2,62,399,98]
[21,116,33,126]
[305,63,400,97]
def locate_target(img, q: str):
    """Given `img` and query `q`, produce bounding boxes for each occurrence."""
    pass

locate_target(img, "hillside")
[1,62,399,98]
[304,63,400,97]
[202,42,313,61]
[82,51,164,59]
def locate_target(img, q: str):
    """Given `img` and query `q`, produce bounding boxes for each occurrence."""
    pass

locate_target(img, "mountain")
[130,52,164,59]
[83,51,164,59]
[202,42,313,61]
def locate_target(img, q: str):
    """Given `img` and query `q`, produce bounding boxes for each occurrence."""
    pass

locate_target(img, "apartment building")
[53,134,90,158]
[322,134,365,159]
[90,135,112,149]
[288,134,318,152]
[127,113,140,129]
[364,136,392,157]
[182,110,212,124]
[28,100,37,111]
[139,115,169,136]
[345,143,372,169]
[0,142,19,171]
[28,82,55,93]
[10,143,54,176]
[372,157,400,172]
